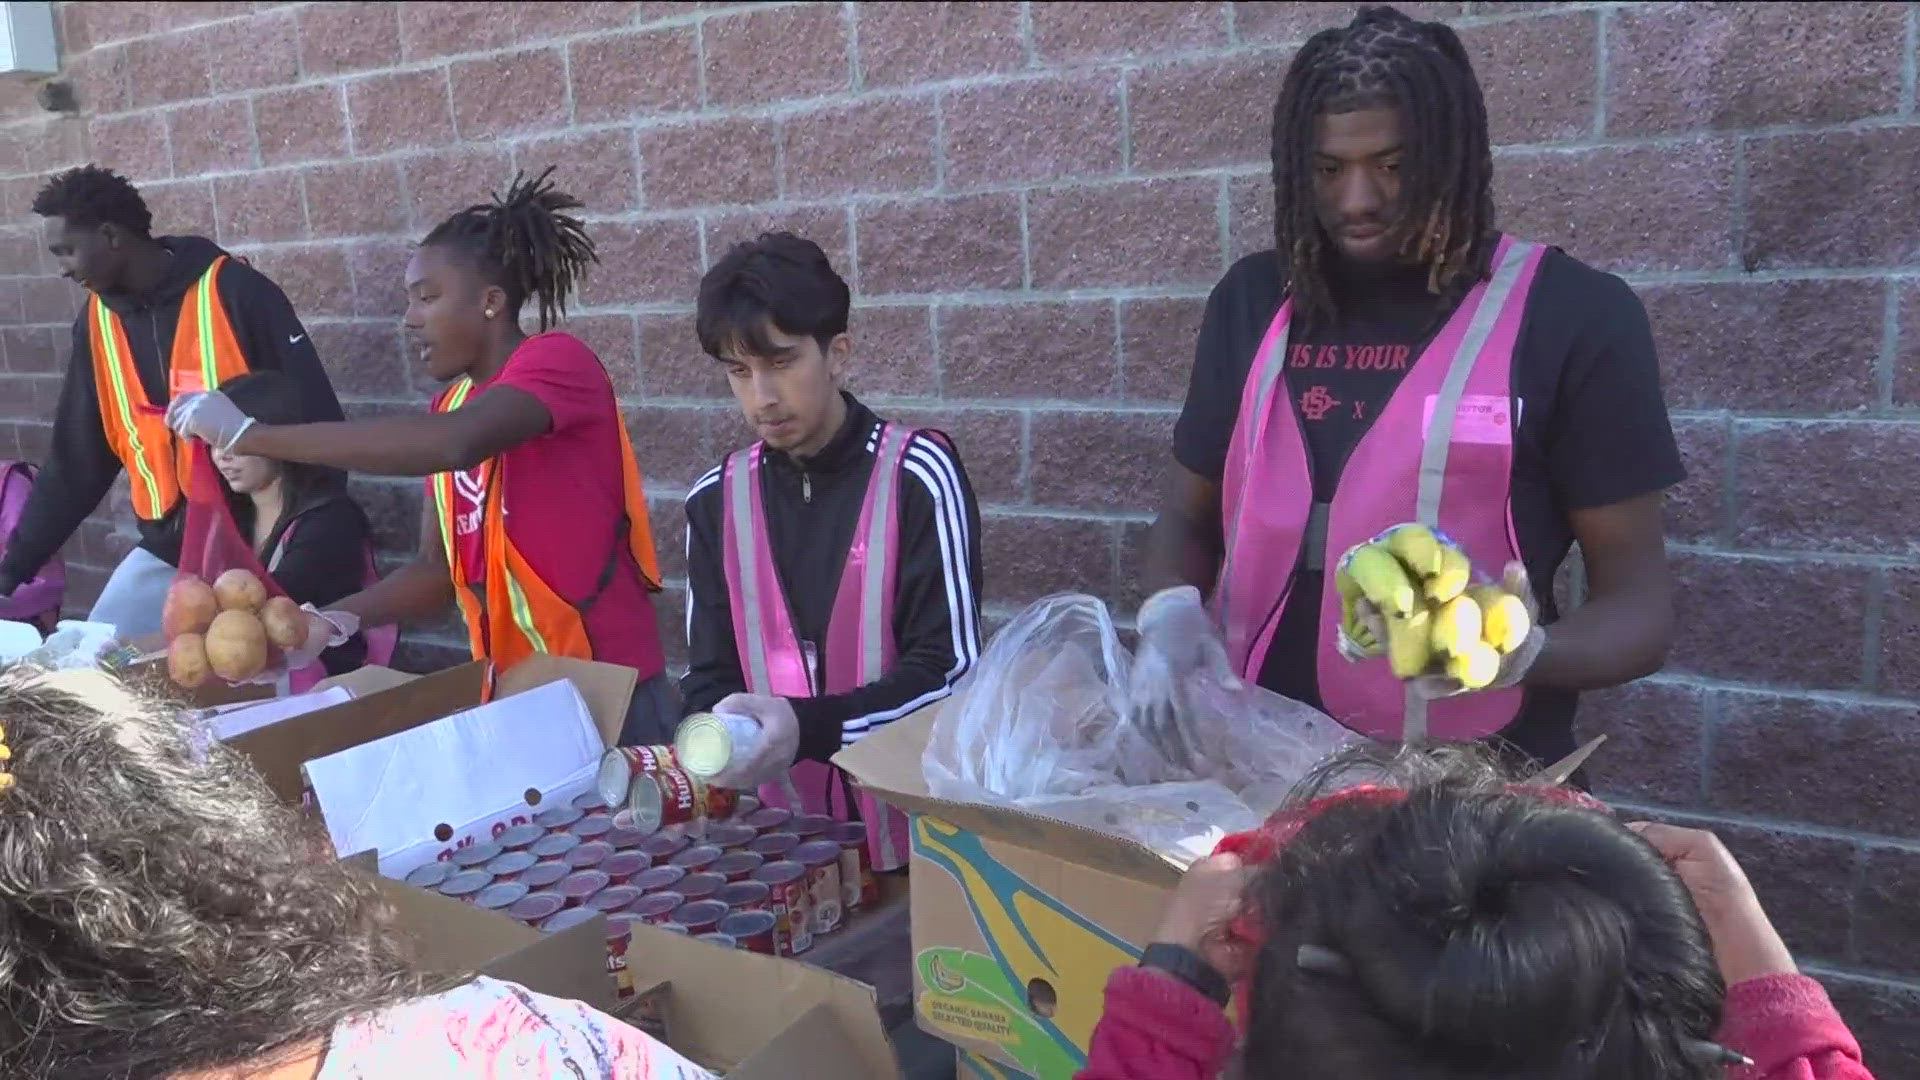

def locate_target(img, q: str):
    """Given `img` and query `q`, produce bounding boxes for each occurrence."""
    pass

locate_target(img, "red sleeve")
[489,333,611,435]
[1075,967,1237,1080]
[1720,974,1875,1080]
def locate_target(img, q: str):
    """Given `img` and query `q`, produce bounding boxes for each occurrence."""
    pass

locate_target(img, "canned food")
[719,910,778,955]
[828,822,878,910]
[673,711,763,779]
[541,906,601,934]
[404,861,453,890]
[484,850,539,882]
[596,745,680,809]
[792,814,834,840]
[530,832,581,861]
[744,807,793,835]
[731,794,761,821]
[712,850,765,882]
[625,766,739,834]
[600,850,650,886]
[629,890,683,925]
[589,884,643,915]
[573,789,610,813]
[632,865,688,894]
[794,840,845,935]
[708,822,758,851]
[508,891,566,925]
[558,869,610,908]
[535,805,585,831]
[696,932,738,949]
[606,824,651,850]
[748,832,800,860]
[672,898,730,936]
[496,823,545,851]
[658,922,689,935]
[565,840,614,870]
[637,832,690,866]
[751,860,812,956]
[571,813,614,841]
[522,860,570,890]
[676,872,726,902]
[475,880,529,913]
[670,844,723,873]
[606,913,640,1000]
[437,869,492,903]
[718,879,771,912]
[451,842,502,869]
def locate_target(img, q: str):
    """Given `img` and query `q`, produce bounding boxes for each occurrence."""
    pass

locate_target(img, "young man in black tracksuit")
[679,233,982,867]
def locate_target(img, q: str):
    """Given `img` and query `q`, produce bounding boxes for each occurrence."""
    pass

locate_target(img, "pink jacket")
[1075,967,1873,1080]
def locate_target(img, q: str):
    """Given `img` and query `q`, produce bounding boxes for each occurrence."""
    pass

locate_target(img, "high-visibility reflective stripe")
[727,449,773,693]
[194,266,219,390]
[1216,313,1291,646]
[504,572,551,654]
[858,425,908,683]
[432,379,475,566]
[92,299,165,515]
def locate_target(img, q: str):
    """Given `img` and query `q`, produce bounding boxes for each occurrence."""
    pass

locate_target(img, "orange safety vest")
[88,256,252,521]
[428,375,663,668]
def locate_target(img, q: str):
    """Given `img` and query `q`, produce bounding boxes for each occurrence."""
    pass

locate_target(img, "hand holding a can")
[701,694,801,790]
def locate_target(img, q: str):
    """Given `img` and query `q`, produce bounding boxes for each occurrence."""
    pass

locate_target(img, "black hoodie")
[0,236,345,585]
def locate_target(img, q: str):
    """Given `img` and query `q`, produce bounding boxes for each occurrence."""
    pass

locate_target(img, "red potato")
[162,576,220,640]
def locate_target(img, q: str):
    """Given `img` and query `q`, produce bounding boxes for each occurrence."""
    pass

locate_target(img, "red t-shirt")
[447,332,663,680]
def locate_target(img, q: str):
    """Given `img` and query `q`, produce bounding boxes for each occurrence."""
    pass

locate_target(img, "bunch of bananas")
[1336,523,1532,690]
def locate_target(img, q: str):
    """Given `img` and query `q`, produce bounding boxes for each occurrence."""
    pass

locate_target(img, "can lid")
[625,771,665,834]
[571,789,609,812]
[638,832,690,858]
[828,821,868,845]
[720,909,777,936]
[632,890,684,917]
[559,869,610,898]
[708,822,758,849]
[475,881,529,910]
[673,898,731,926]
[589,884,643,912]
[439,869,492,896]
[794,840,843,868]
[748,832,799,858]
[530,832,581,859]
[522,861,570,889]
[484,850,538,877]
[632,865,688,893]
[541,906,601,933]
[658,922,690,935]
[751,860,807,886]
[718,880,771,907]
[792,814,835,837]
[508,891,567,923]
[606,825,651,849]
[677,872,725,900]
[713,851,765,877]
[675,711,754,778]
[670,843,723,870]
[497,823,546,850]
[601,850,649,877]
[744,807,794,831]
[696,933,738,948]
[596,748,635,809]
[565,840,614,869]
[606,913,643,939]
[571,813,614,839]
[404,861,453,889]
[451,842,502,868]
[535,805,585,830]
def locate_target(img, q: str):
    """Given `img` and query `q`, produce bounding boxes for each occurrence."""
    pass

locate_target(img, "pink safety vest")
[721,422,915,872]
[1215,235,1546,745]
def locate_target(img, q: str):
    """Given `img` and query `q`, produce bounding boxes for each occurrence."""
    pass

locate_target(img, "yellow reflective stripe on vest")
[504,573,551,655]
[193,265,220,390]
[432,378,474,567]
[91,299,166,515]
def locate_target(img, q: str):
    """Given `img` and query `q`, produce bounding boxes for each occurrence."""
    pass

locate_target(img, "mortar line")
[1216,175,1232,272]
[693,13,710,111]
[1018,189,1033,291]
[1905,3,1918,115]
[1717,412,1739,545]
[932,92,948,194]
[1018,2,1038,68]
[1111,299,1126,397]
[1880,278,1899,408]
[1605,800,1920,854]
[844,1,862,92]
[1799,963,1920,995]
[1591,4,1609,137]
[1118,71,1133,174]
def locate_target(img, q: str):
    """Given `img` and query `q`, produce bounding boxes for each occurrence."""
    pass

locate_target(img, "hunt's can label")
[626,766,739,834]
[794,840,845,936]
[752,860,812,956]
[596,745,679,809]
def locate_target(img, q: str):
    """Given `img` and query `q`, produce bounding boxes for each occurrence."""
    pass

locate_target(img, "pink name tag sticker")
[1423,394,1519,445]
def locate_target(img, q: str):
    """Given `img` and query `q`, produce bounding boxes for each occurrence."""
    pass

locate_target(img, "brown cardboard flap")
[495,655,638,748]
[229,662,488,803]
[834,706,1187,891]
[730,1003,875,1080]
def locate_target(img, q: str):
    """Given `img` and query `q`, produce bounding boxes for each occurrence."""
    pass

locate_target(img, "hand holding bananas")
[1336,525,1545,696]
[1128,585,1241,772]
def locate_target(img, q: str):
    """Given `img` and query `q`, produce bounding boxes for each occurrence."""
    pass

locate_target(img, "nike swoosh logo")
[289,334,305,344]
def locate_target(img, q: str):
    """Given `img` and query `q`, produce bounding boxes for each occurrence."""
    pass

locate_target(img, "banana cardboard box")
[834,707,1188,1079]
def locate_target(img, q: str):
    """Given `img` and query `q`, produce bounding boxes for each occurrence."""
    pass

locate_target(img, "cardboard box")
[835,707,1179,1078]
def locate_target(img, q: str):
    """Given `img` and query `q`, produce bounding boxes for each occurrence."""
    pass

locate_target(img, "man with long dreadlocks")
[168,169,678,742]
[1138,6,1683,771]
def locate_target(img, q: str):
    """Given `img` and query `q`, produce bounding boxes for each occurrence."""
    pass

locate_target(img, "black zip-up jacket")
[681,394,985,763]
[0,236,344,586]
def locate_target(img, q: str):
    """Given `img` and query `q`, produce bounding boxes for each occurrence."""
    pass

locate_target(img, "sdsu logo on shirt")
[453,468,487,538]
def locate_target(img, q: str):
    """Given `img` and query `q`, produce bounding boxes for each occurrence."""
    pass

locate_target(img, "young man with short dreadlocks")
[1138,6,1682,771]
[169,169,677,741]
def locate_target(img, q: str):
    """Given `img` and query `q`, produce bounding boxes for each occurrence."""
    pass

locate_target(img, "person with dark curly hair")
[0,165,344,639]
[167,169,676,742]
[1077,746,1875,1079]
[0,665,714,1078]
[1137,6,1683,773]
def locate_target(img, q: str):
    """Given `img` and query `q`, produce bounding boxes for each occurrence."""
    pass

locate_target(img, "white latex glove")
[705,692,801,791]
[1127,586,1240,774]
[1412,562,1546,699]
[165,390,256,452]
[234,606,355,685]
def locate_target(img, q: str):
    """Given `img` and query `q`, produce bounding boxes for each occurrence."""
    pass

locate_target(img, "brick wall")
[2,0,1917,1063]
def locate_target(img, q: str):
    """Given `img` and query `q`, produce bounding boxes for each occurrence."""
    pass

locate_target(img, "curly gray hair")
[0,666,427,1078]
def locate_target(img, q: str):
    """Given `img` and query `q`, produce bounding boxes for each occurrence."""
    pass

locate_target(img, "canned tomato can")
[522,860,570,891]
[530,832,580,861]
[573,788,610,813]
[637,832,690,867]
[600,850,650,886]
[697,932,739,949]
[672,898,730,936]
[535,805,585,832]
[732,794,762,821]
[496,823,545,852]
[632,864,687,894]
[672,711,764,780]
[475,880,529,914]
[718,879,771,912]
[558,870,610,908]
[670,843,723,873]
[589,884,643,916]
[749,832,799,861]
[828,822,877,910]
[676,872,725,902]
[794,840,845,935]
[744,807,793,835]
[629,890,684,925]
[437,869,492,903]
[606,824,651,850]
[540,906,601,935]
[508,890,566,925]
[571,813,614,842]
[751,860,812,956]
[708,822,758,851]
[451,841,502,869]
[719,910,778,955]
[565,840,614,870]
[596,745,680,809]
[404,861,452,890]
[606,913,641,1000]
[625,766,739,834]
[792,814,834,841]
[484,850,539,882]
[712,850,765,883]
[658,922,689,935]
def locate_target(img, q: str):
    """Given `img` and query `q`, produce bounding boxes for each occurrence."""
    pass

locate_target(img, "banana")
[1345,543,1418,617]
[1385,608,1433,679]
[1343,608,1379,651]
[1470,585,1533,653]
[1426,543,1472,604]
[1447,642,1502,690]
[1385,523,1444,578]
[1429,594,1483,657]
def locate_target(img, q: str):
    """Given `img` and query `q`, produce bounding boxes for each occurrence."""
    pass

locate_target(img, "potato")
[260,596,309,650]
[162,576,220,640]
[205,609,269,682]
[168,633,211,689]
[213,568,268,612]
